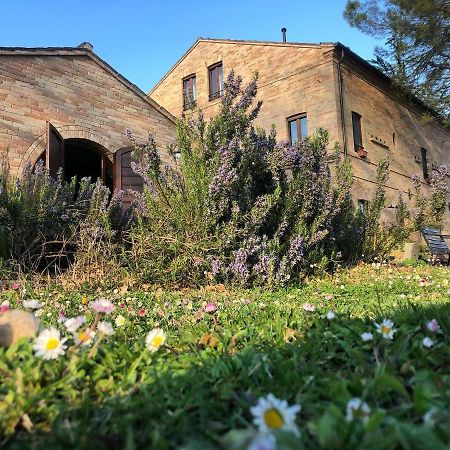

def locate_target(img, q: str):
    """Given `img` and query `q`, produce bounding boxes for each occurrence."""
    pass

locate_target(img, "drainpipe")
[337,47,348,157]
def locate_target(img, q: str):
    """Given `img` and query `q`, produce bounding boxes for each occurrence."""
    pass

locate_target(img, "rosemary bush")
[127,72,359,287]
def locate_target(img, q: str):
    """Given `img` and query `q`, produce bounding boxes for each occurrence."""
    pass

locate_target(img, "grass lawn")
[1,263,450,449]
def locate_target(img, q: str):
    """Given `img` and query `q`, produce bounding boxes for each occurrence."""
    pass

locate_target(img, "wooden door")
[46,122,65,179]
[113,147,144,207]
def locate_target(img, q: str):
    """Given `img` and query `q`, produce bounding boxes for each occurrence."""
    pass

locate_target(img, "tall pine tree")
[344,0,450,123]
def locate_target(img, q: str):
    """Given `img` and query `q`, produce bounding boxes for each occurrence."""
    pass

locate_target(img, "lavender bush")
[0,157,129,272]
[128,72,359,287]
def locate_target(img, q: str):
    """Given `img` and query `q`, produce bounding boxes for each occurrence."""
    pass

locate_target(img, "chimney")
[78,42,93,51]
[281,28,287,43]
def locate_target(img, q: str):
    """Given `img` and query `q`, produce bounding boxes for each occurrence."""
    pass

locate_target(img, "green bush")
[0,157,129,274]
[127,72,359,287]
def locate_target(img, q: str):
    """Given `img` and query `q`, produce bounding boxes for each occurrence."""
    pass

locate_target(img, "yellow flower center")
[46,337,59,350]
[152,335,164,347]
[82,297,88,305]
[79,331,90,342]
[264,408,284,429]
[381,325,391,334]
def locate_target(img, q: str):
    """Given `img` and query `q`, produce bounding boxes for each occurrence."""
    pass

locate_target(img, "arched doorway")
[36,123,113,192]
[64,138,113,191]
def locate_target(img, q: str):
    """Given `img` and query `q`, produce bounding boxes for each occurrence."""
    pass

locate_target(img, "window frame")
[287,113,308,145]
[421,147,429,182]
[208,62,223,101]
[351,111,363,152]
[182,73,197,110]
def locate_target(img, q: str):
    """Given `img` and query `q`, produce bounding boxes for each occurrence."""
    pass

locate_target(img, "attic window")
[208,62,223,100]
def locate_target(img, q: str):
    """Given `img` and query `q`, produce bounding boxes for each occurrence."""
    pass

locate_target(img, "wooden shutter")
[113,147,144,207]
[46,122,64,179]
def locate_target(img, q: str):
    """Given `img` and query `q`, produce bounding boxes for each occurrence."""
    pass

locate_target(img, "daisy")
[250,393,301,437]
[247,433,276,450]
[90,298,115,314]
[0,300,10,313]
[302,303,315,312]
[375,319,396,340]
[345,398,371,423]
[64,316,86,333]
[98,321,114,336]
[326,311,336,320]
[205,303,217,313]
[422,337,434,348]
[73,329,96,346]
[23,300,43,310]
[115,314,126,327]
[426,319,440,333]
[146,328,166,352]
[361,332,373,342]
[33,328,67,360]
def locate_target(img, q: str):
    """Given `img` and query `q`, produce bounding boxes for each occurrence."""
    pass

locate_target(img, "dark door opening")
[63,139,113,192]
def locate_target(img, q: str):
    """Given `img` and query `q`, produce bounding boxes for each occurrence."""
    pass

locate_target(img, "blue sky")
[1,0,381,92]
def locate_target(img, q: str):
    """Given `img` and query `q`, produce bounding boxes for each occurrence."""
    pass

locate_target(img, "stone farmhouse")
[0,42,176,205]
[150,37,450,229]
[1,37,449,229]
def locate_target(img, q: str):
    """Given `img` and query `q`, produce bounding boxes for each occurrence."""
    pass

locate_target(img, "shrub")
[0,157,129,274]
[127,72,360,287]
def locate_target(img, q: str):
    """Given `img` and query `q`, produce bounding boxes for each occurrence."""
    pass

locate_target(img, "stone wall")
[151,39,450,231]
[150,40,340,144]
[0,48,176,175]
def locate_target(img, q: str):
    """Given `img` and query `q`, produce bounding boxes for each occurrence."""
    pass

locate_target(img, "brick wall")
[0,49,176,175]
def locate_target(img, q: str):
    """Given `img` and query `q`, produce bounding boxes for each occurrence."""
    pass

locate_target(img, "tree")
[344,0,450,123]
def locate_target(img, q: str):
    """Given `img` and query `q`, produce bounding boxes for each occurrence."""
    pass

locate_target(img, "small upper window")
[421,147,429,181]
[352,112,363,152]
[287,114,308,145]
[208,62,223,100]
[182,74,197,110]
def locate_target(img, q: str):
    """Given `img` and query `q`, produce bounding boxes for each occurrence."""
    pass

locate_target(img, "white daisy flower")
[422,337,434,348]
[361,332,373,342]
[64,316,86,333]
[250,393,301,436]
[90,298,115,314]
[345,398,371,423]
[115,314,126,327]
[426,319,440,333]
[98,321,114,336]
[375,319,397,340]
[326,311,336,320]
[247,433,276,450]
[33,328,67,360]
[73,329,96,346]
[423,408,438,425]
[146,328,166,352]
[23,300,43,310]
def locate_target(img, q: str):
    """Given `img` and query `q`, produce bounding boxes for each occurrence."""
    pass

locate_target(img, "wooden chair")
[421,227,450,265]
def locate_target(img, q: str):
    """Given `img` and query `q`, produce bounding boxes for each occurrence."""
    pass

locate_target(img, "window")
[421,147,429,181]
[352,112,363,152]
[287,114,308,145]
[182,74,196,110]
[208,62,223,100]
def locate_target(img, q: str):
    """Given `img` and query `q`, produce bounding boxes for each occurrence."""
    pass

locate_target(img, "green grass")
[1,264,450,449]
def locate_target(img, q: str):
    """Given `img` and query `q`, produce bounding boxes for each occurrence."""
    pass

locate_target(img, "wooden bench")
[421,227,450,265]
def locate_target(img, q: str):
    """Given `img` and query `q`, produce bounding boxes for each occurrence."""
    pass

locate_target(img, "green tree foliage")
[344,0,450,122]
